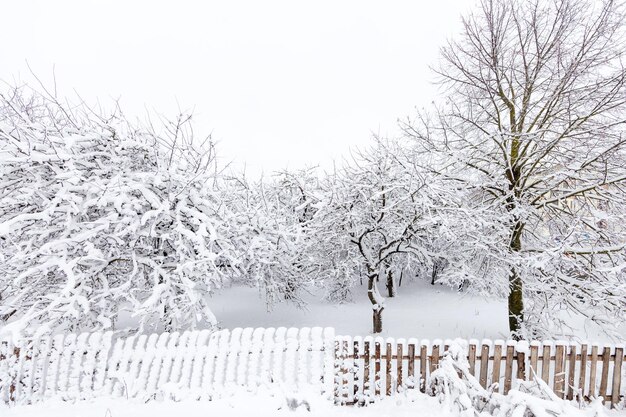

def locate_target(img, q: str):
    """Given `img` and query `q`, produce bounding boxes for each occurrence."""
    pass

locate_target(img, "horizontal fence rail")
[0,327,335,404]
[334,337,625,408]
[1,329,624,408]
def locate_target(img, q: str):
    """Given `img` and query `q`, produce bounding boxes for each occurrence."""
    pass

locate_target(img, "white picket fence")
[0,327,336,404]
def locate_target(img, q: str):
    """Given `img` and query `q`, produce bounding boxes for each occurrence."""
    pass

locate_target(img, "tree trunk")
[367,272,384,333]
[372,307,383,333]
[508,221,524,338]
[386,267,396,298]
[431,260,438,285]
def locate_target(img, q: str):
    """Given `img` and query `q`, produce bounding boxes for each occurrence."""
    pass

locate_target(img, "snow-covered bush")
[0,87,238,335]
[430,341,610,417]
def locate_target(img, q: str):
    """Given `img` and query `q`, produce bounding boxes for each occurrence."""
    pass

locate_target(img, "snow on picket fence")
[1,328,624,408]
[0,328,335,404]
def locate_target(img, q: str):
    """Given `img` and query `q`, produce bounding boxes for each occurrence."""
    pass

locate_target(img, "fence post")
[431,341,440,374]
[529,342,539,382]
[323,327,336,401]
[516,341,527,382]
[503,342,514,395]
[578,343,588,401]
[396,339,404,391]
[407,340,415,390]
[598,346,610,400]
[353,337,361,402]
[374,339,382,397]
[385,339,392,396]
[554,342,566,399]
[334,336,350,404]
[611,346,623,408]
[492,341,503,393]
[479,341,489,389]
[419,342,428,393]
[541,342,552,385]
[566,344,576,401]
[363,338,371,399]
[468,340,477,376]
[588,344,599,398]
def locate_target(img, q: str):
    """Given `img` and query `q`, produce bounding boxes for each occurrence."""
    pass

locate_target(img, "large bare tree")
[403,0,626,337]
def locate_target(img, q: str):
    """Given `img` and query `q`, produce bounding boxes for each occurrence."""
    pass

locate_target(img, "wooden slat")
[333,339,342,404]
[611,347,623,408]
[353,338,360,400]
[516,348,526,381]
[529,344,538,382]
[419,344,427,393]
[492,342,503,392]
[578,344,588,400]
[13,343,26,402]
[407,342,415,389]
[503,345,514,394]
[598,346,610,399]
[363,340,370,397]
[0,338,10,403]
[237,328,254,388]
[566,345,576,401]
[588,345,599,398]
[396,342,403,390]
[468,343,477,376]
[342,338,349,403]
[258,329,274,388]
[541,344,551,384]
[479,344,489,388]
[431,344,440,374]
[385,342,392,396]
[554,344,565,399]
[374,341,381,396]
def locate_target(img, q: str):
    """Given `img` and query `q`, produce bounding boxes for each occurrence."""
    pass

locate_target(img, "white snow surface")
[0,395,449,417]
[2,392,625,417]
[202,281,625,342]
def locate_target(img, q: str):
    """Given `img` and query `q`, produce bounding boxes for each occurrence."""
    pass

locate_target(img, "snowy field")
[0,395,451,417]
[3,394,625,417]
[3,390,625,417]
[207,281,625,343]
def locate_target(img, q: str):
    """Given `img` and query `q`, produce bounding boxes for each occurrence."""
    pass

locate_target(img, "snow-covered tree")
[224,168,322,310]
[314,139,445,333]
[402,0,626,338]
[0,86,239,335]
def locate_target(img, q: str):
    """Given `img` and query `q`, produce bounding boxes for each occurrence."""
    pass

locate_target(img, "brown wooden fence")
[334,336,625,408]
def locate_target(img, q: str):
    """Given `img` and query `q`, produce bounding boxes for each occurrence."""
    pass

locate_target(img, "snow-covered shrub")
[430,341,610,417]
[0,87,237,335]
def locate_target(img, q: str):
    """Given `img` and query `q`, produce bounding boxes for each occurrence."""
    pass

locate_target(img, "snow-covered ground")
[207,280,625,342]
[3,392,625,417]
[0,395,453,417]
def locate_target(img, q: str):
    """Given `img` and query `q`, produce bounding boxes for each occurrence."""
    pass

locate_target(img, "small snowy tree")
[224,169,322,309]
[315,139,444,333]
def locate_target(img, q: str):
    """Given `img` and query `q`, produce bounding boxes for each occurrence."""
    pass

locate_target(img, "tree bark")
[508,221,524,338]
[372,307,383,334]
[386,267,396,298]
[367,273,384,333]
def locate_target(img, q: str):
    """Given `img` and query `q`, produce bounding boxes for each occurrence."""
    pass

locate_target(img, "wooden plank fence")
[1,329,624,408]
[334,337,625,408]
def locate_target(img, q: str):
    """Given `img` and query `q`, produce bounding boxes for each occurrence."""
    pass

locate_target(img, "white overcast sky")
[1,0,470,176]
